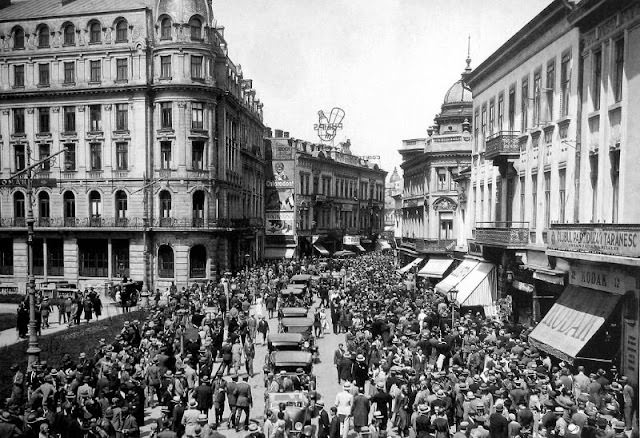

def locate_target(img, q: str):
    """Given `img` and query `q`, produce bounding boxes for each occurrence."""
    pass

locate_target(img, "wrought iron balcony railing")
[474,221,529,248]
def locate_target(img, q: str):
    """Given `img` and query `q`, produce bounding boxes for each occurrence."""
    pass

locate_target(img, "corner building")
[0,0,266,293]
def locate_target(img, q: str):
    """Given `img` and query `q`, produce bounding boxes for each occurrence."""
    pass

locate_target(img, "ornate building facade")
[0,0,265,292]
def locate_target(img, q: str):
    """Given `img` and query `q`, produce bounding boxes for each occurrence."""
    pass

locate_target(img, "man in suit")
[193,376,213,415]
[317,401,331,438]
[488,403,509,438]
[329,406,341,438]
[226,375,238,429]
[351,386,370,432]
[121,407,140,438]
[234,376,252,431]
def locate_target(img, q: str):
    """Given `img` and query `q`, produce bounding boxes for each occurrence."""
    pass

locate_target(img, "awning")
[355,244,366,252]
[264,247,296,259]
[528,285,623,363]
[313,243,330,256]
[435,259,478,294]
[455,262,497,316]
[377,240,392,250]
[399,247,419,257]
[532,269,566,285]
[398,257,424,274]
[418,258,454,278]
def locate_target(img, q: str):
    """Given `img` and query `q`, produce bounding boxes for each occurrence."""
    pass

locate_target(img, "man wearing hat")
[121,406,140,438]
[194,376,213,414]
[370,382,392,429]
[317,400,330,438]
[226,375,239,429]
[335,383,353,438]
[234,375,253,431]
[182,400,201,437]
[351,386,370,432]
[489,403,508,438]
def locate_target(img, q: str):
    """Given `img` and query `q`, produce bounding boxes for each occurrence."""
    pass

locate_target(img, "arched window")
[189,17,202,40]
[189,245,206,278]
[115,20,128,43]
[160,17,172,40]
[89,21,102,43]
[38,25,50,48]
[13,27,25,49]
[63,191,75,225]
[158,245,174,278]
[38,192,50,225]
[89,191,102,223]
[63,23,75,45]
[115,190,127,222]
[192,190,205,226]
[13,192,25,225]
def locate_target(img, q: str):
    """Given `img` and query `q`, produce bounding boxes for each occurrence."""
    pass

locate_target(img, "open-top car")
[280,307,309,318]
[267,351,315,386]
[267,333,305,352]
[265,392,310,436]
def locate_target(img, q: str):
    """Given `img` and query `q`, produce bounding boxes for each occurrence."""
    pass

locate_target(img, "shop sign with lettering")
[569,263,640,294]
[343,235,360,245]
[467,240,483,257]
[549,226,640,258]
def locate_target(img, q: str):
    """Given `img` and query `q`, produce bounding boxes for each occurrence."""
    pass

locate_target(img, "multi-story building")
[460,0,640,379]
[383,167,401,240]
[264,131,386,259]
[0,0,265,293]
[397,65,473,281]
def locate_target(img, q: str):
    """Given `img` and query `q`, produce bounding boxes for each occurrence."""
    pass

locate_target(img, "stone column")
[107,238,113,280]
[43,238,48,282]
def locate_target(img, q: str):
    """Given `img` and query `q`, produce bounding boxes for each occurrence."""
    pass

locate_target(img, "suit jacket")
[318,410,330,438]
[234,382,252,407]
[351,394,370,427]
[194,384,213,411]
[329,416,340,438]
[227,381,238,406]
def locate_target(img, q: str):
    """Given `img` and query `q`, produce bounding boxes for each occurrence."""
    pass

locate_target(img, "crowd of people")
[0,252,638,438]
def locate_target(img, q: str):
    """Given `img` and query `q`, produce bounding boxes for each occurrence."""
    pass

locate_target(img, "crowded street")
[0,252,636,438]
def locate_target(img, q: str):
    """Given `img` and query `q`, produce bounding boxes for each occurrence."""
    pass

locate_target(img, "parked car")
[267,350,315,388]
[264,391,310,437]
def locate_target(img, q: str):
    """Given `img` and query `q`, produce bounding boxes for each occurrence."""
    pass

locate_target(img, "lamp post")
[4,147,66,368]
[448,288,458,329]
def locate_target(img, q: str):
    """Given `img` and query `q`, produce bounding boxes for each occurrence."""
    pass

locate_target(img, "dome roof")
[443,79,472,105]
[155,0,213,25]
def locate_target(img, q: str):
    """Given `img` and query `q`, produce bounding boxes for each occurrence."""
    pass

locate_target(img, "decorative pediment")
[432,196,457,211]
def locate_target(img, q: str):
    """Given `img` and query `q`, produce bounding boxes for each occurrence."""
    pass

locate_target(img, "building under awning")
[398,257,424,274]
[454,262,497,316]
[418,258,454,278]
[528,285,623,364]
[435,259,478,294]
[313,243,330,256]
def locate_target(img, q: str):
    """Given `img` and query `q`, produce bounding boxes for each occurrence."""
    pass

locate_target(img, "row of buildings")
[397,0,639,383]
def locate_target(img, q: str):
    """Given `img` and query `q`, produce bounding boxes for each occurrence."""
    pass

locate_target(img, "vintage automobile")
[267,333,305,352]
[264,391,310,436]
[280,286,310,307]
[289,274,312,287]
[279,317,318,361]
[280,307,309,318]
[267,350,315,387]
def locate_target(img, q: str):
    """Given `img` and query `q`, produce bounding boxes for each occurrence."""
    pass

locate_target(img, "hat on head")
[316,400,325,407]
[612,421,625,431]
[197,414,208,422]
[343,382,351,390]
[554,407,564,414]
[374,411,383,419]
[248,423,259,432]
[567,424,580,435]
[376,382,385,390]
[418,404,430,414]
[356,354,365,362]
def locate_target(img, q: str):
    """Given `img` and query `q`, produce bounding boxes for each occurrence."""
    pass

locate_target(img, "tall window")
[189,246,206,278]
[13,27,25,49]
[13,109,25,134]
[519,176,526,223]
[160,102,172,128]
[63,191,75,221]
[115,20,128,43]
[546,60,555,121]
[89,105,102,131]
[560,52,571,116]
[439,216,453,240]
[497,93,504,131]
[192,102,204,129]
[559,168,566,224]
[64,61,75,84]
[611,150,620,223]
[160,18,172,40]
[116,142,128,170]
[189,17,202,40]
[191,55,203,79]
[508,86,516,131]
[39,144,51,171]
[89,191,102,218]
[14,65,24,87]
[488,183,493,221]
[521,78,529,132]
[473,110,479,152]
[115,190,127,219]
[116,58,128,81]
[193,191,205,226]
[533,70,542,126]
[481,105,487,148]
[590,156,598,222]
[544,171,551,227]
[14,192,25,219]
[158,245,174,278]
[192,141,204,170]
[90,143,102,170]
[0,239,14,275]
[64,144,76,170]
[38,107,50,133]
[38,26,50,48]
[38,63,50,86]
[437,168,447,191]
[63,106,76,132]
[79,240,108,277]
[592,50,602,110]
[531,174,537,227]
[115,104,128,131]
[160,141,171,169]
[89,22,101,43]
[613,38,624,103]
[90,60,101,82]
[159,191,172,218]
[160,56,171,79]
[489,100,495,135]
[14,144,26,170]
[38,192,50,221]
[63,23,75,45]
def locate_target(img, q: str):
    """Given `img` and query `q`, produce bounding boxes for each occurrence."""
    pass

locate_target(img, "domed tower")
[429,69,473,136]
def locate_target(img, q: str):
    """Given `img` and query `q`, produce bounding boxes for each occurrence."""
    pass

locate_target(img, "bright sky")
[214,0,551,176]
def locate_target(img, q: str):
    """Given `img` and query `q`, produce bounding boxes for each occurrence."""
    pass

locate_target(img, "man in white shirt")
[335,382,354,438]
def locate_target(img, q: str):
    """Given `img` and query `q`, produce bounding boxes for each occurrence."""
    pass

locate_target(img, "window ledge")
[11,133,27,139]
[608,101,622,113]
[587,110,600,120]
[89,41,102,45]
[159,76,172,81]
[62,82,76,87]
[191,77,205,82]
[37,83,50,88]
[61,131,77,136]
[87,131,104,136]
[557,116,571,127]
[114,79,128,84]
[11,85,25,90]
[113,130,130,135]
[88,81,101,85]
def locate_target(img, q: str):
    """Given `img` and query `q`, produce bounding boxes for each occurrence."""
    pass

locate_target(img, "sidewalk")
[0,298,129,348]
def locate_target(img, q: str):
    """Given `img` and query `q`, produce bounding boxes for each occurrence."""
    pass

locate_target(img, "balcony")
[415,238,457,253]
[474,221,529,248]
[485,131,520,164]
[313,194,327,204]
[548,223,640,259]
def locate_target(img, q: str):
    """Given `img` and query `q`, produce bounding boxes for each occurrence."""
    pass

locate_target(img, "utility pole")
[4,147,66,368]
[132,177,164,292]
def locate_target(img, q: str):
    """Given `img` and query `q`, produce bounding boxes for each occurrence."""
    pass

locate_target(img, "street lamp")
[448,288,458,329]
